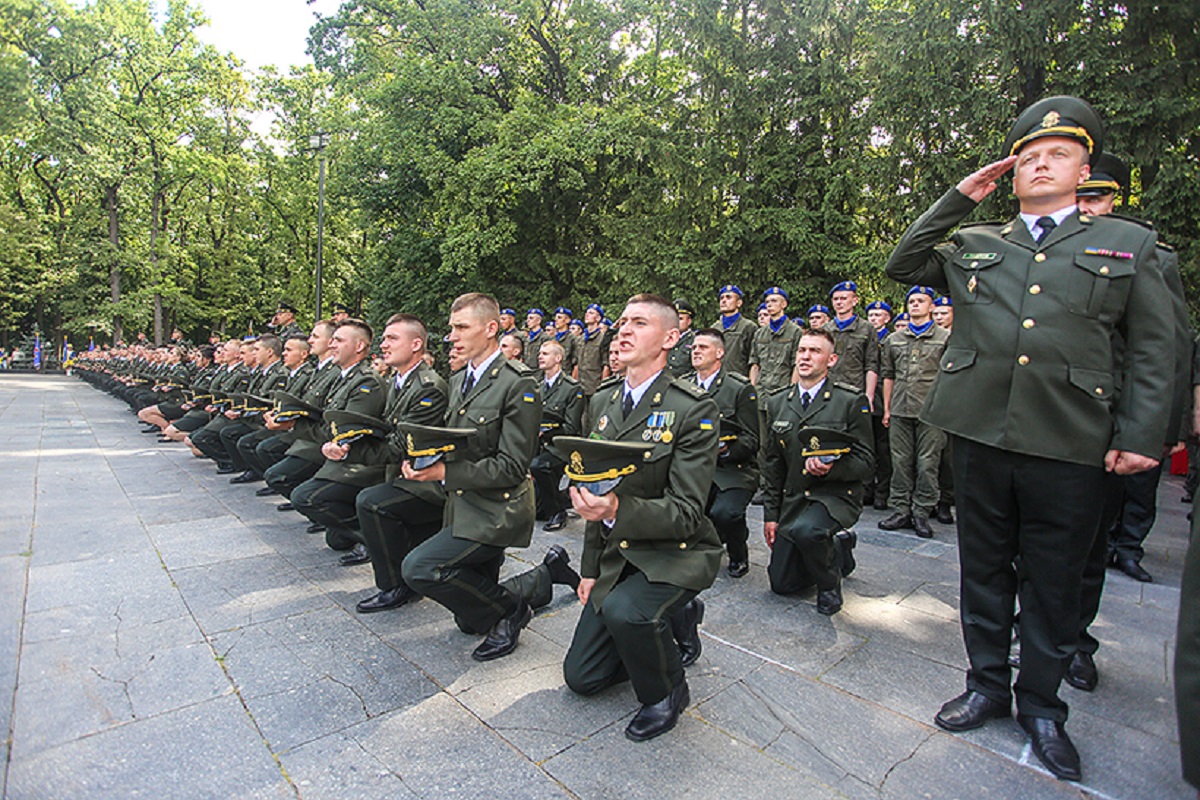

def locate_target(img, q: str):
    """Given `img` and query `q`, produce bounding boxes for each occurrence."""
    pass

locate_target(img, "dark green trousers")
[767,502,841,593]
[563,569,694,705]
[401,529,514,635]
[356,483,445,592]
[1176,495,1200,789]
[887,415,945,517]
[291,477,363,550]
[264,455,320,500]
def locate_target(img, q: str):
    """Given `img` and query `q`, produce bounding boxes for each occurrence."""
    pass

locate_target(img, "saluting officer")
[685,328,759,578]
[561,294,721,742]
[762,329,870,616]
[886,96,1173,782]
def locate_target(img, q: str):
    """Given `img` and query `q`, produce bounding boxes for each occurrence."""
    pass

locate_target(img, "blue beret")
[554,306,573,317]
[866,300,892,313]
[527,308,545,317]
[586,303,604,316]
[568,319,584,330]
[934,296,953,307]
[792,316,807,325]
[894,312,910,322]
[718,284,743,297]
[807,304,831,316]
[829,280,858,296]
[602,317,613,326]
[906,285,936,300]
[500,308,516,316]
[763,286,788,300]
[757,303,768,313]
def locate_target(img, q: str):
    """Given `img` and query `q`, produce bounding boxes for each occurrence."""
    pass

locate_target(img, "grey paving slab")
[1,374,1194,800]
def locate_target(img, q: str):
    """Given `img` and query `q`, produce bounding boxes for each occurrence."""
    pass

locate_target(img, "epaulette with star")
[669,376,706,399]
[503,358,533,375]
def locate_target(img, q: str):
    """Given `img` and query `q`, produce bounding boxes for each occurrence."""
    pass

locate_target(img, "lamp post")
[308,132,331,322]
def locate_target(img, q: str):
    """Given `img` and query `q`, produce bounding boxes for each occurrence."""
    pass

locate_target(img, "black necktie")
[801,392,811,410]
[462,371,476,395]
[1036,216,1057,243]
[545,380,553,395]
[621,391,634,419]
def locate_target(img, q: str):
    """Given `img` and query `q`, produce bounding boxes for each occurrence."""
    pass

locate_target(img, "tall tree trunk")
[151,187,164,345]
[106,184,123,344]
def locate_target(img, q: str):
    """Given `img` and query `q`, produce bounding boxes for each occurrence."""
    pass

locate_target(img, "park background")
[0,0,1196,352]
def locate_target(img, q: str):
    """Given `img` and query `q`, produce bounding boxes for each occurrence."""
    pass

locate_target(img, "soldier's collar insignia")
[652,392,662,404]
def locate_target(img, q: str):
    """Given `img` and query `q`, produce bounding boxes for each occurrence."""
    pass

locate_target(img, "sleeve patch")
[699,419,714,430]
[523,392,536,403]
[359,386,372,393]
[419,398,433,407]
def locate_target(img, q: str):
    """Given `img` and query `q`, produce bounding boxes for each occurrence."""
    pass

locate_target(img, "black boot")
[670,598,705,667]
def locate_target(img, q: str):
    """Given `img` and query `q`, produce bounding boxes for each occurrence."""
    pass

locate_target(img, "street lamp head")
[308,132,329,151]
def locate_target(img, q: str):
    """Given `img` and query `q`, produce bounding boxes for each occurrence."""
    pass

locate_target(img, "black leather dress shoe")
[1114,557,1152,582]
[255,486,277,497]
[543,545,580,590]
[472,600,532,661]
[625,680,690,742]
[276,502,294,512]
[306,523,326,534]
[872,496,889,511]
[912,516,934,539]
[878,512,913,531]
[836,530,857,577]
[1064,651,1098,692]
[141,426,161,434]
[817,582,843,616]
[338,543,370,566]
[934,501,954,524]
[355,583,419,614]
[215,463,238,475]
[542,511,567,532]
[229,470,262,484]
[1183,494,1193,504]
[935,691,1009,732]
[727,560,749,578]
[671,598,705,667]
[1018,714,1081,781]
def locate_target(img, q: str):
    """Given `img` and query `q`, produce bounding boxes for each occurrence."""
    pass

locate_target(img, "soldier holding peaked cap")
[886,95,1173,782]
[561,293,722,742]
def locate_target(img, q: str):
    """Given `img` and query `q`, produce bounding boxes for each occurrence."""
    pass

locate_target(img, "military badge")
[967,274,977,293]
[1042,110,1060,128]
[597,415,609,432]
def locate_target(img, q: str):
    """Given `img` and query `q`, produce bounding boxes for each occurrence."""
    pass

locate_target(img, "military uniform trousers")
[1175,494,1200,789]
[236,429,289,478]
[887,416,946,517]
[191,420,235,465]
[356,483,445,593]
[264,456,322,502]
[767,502,842,594]
[172,409,210,433]
[563,564,696,706]
[218,421,257,470]
[1076,473,1126,657]
[401,530,518,636]
[706,486,752,564]
[1110,463,1164,564]
[291,477,364,550]
[530,452,568,519]
[952,436,1106,722]
[869,414,891,503]
[938,438,954,506]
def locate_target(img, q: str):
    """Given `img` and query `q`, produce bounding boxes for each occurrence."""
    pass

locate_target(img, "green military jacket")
[443,352,542,548]
[312,360,387,486]
[200,364,253,433]
[580,371,723,606]
[540,371,585,447]
[276,321,306,340]
[822,315,880,394]
[880,322,951,419]
[577,328,608,395]
[762,381,875,530]
[684,369,759,491]
[522,328,553,371]
[751,317,803,406]
[280,362,315,397]
[886,189,1173,466]
[280,358,342,455]
[666,328,696,378]
[712,314,757,377]
[241,359,289,428]
[366,361,452,508]
[552,330,580,376]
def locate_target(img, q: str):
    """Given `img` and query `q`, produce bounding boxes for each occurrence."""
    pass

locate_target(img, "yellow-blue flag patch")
[523,392,536,403]
[699,419,713,430]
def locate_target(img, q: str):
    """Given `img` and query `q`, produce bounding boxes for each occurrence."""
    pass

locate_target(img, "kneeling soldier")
[762,330,873,615]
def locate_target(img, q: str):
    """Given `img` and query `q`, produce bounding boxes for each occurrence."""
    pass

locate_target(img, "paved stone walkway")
[0,373,1191,799]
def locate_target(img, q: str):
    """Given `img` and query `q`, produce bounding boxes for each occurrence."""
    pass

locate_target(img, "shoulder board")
[1103,212,1156,231]
[767,384,792,397]
[832,381,860,394]
[669,376,706,399]
[678,370,698,382]
[503,358,533,375]
[1157,240,1175,253]
[958,219,1004,229]
[726,371,751,384]
[417,370,438,386]
[598,374,623,390]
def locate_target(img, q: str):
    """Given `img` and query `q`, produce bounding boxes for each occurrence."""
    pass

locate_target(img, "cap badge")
[1042,110,1060,128]
[571,451,584,474]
